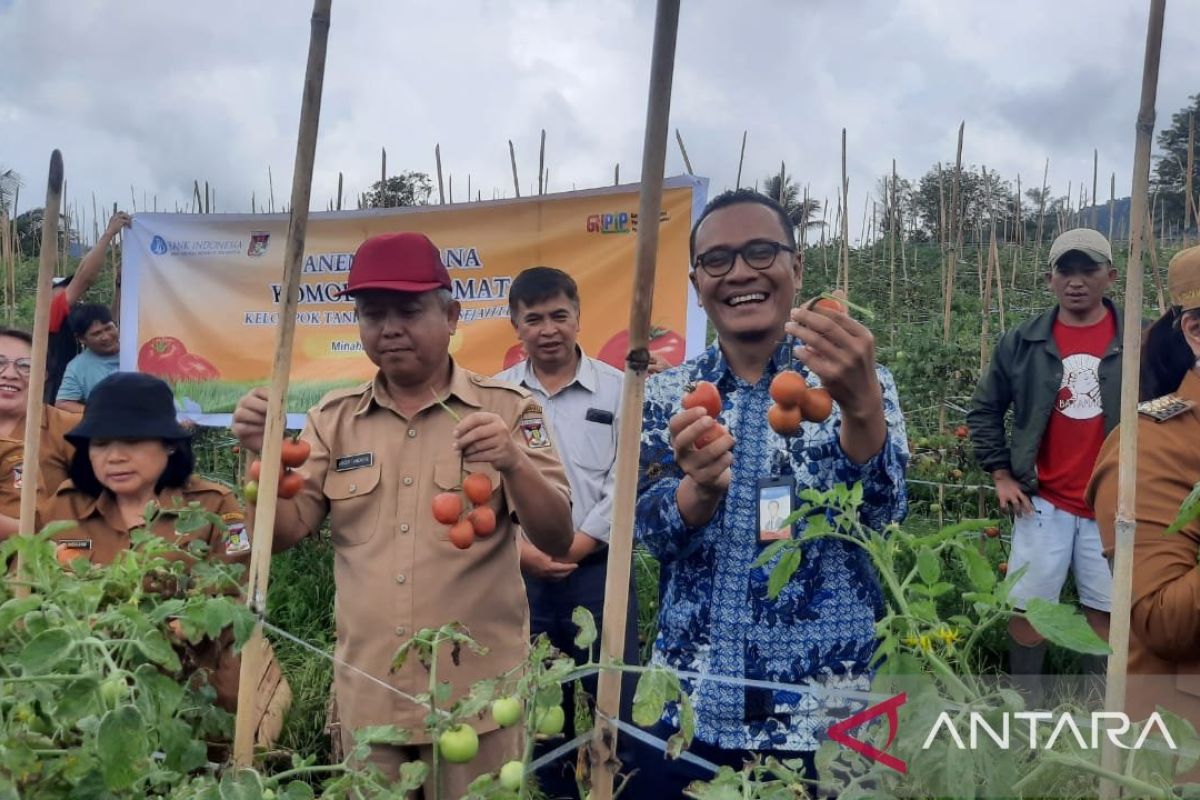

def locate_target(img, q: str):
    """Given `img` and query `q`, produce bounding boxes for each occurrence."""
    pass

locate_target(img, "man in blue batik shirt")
[632,189,908,793]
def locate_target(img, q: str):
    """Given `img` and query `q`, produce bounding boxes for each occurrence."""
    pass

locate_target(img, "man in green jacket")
[967,228,1120,696]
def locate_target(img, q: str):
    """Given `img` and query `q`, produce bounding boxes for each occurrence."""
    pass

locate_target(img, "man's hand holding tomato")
[784,294,887,464]
[669,406,735,527]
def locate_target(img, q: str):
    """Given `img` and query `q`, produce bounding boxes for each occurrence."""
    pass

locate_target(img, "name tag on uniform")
[585,408,614,425]
[58,539,93,550]
[335,452,374,471]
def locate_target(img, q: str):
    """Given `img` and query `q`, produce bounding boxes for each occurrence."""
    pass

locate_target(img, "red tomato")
[433,492,463,525]
[503,343,527,369]
[597,327,686,371]
[137,336,187,377]
[798,388,833,423]
[281,438,311,468]
[278,470,304,499]
[174,353,220,382]
[813,297,847,314]
[682,381,722,419]
[955,425,970,440]
[468,507,497,537]
[462,473,492,506]
[448,520,475,549]
[769,371,807,406]
[248,460,262,481]
[767,404,803,436]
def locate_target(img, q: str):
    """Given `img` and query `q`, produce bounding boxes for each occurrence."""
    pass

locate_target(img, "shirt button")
[395,626,406,636]
[348,484,357,494]
[396,574,406,584]
[407,429,417,438]
[403,476,413,486]
[400,523,410,533]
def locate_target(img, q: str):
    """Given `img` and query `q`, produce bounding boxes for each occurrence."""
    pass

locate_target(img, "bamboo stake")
[889,161,898,345]
[1145,207,1167,314]
[980,166,998,369]
[820,198,829,276]
[675,128,694,175]
[205,181,210,214]
[0,211,8,312]
[336,171,343,211]
[1010,174,1023,287]
[840,128,851,296]
[268,166,276,212]
[468,174,472,202]
[1109,172,1116,242]
[15,150,62,598]
[538,129,546,195]
[939,127,964,434]
[614,163,620,186]
[233,0,332,766]
[589,3,680,797]
[800,185,809,248]
[735,130,747,189]
[1100,2,1164,795]
[1092,148,1099,229]
[1033,159,1049,283]
[777,161,785,204]
[435,144,445,204]
[508,140,520,198]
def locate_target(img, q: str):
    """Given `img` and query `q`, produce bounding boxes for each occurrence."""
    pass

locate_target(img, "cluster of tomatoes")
[244,437,311,503]
[432,472,497,549]
[767,371,833,435]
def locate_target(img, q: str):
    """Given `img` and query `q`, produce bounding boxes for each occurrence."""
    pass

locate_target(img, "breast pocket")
[433,458,502,540]
[575,420,617,473]
[323,462,383,547]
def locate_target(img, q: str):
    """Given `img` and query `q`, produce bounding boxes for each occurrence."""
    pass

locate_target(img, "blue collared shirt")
[635,340,909,750]
[495,350,623,543]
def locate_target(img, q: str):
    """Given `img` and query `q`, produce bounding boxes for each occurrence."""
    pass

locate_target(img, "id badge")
[757,477,793,543]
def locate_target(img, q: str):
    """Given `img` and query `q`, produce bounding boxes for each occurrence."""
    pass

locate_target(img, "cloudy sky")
[2,0,1198,238]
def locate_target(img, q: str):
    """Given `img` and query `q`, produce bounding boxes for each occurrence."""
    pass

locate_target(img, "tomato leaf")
[767,547,803,600]
[159,717,208,775]
[18,628,73,674]
[572,606,597,651]
[1023,599,1111,655]
[135,628,182,671]
[916,545,940,584]
[1166,481,1200,536]
[632,667,680,727]
[217,768,263,800]
[280,783,317,800]
[97,706,149,790]
[666,691,695,759]
[957,543,997,592]
[751,539,791,569]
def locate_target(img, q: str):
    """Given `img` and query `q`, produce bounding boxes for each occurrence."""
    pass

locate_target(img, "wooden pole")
[1100,2,1164,795]
[1187,112,1195,244]
[840,128,851,296]
[735,130,747,189]
[380,147,387,207]
[14,150,63,598]
[537,130,546,195]
[336,171,343,211]
[1033,159,1049,283]
[435,144,445,205]
[589,2,680,798]
[1145,207,1168,314]
[614,163,619,186]
[268,166,276,212]
[1109,172,1116,243]
[980,167,998,369]
[232,0,332,766]
[675,128,694,175]
[508,140,521,198]
[1092,148,1099,229]
[889,161,898,343]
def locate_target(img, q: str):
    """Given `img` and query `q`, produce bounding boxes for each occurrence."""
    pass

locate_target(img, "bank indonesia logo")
[150,236,168,255]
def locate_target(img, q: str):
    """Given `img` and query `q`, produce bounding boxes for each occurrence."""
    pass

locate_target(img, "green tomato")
[438,724,479,764]
[243,480,259,504]
[262,791,276,800]
[536,705,565,736]
[99,677,128,708]
[491,696,522,728]
[499,760,524,791]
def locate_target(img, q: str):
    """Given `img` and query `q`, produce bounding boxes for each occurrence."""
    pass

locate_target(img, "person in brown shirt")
[39,371,290,748]
[0,326,78,539]
[1086,244,1200,737]
[232,232,573,794]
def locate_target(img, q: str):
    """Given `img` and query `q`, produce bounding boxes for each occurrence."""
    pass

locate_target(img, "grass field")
[172,378,363,413]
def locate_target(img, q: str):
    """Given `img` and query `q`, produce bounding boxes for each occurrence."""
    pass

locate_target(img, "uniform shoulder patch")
[1137,394,1195,422]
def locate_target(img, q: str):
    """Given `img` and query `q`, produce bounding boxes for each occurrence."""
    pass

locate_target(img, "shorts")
[1008,494,1112,612]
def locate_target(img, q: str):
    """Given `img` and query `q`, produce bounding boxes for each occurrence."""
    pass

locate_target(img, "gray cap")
[1048,228,1113,269]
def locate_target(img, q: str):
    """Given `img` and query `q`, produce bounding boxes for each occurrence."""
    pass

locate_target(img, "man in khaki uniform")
[232,232,573,795]
[1087,244,1200,736]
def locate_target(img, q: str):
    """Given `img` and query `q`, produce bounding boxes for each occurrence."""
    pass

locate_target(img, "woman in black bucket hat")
[39,371,292,748]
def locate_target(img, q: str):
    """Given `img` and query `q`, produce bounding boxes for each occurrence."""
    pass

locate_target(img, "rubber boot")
[1008,639,1048,710]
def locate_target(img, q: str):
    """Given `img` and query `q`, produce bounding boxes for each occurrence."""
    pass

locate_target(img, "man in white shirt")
[495,267,639,798]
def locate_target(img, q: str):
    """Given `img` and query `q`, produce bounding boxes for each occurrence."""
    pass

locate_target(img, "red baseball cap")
[345,232,451,295]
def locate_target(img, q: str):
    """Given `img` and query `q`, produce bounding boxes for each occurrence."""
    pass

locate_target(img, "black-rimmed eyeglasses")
[693,239,794,278]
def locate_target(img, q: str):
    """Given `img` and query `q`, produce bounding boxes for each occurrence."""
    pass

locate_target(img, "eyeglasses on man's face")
[0,357,32,378]
[693,239,794,278]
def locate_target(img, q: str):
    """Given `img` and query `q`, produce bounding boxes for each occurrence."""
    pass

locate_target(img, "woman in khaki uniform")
[39,371,290,747]
[0,327,78,538]
[1086,245,1200,732]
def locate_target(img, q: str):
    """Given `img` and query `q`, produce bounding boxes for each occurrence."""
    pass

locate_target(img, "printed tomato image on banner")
[597,327,685,370]
[138,336,187,377]
[502,343,526,370]
[175,353,220,381]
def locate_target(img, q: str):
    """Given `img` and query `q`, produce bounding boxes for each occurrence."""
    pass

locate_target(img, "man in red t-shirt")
[44,211,130,403]
[968,228,1121,699]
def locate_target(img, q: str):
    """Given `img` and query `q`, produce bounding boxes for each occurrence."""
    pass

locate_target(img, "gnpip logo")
[150,235,168,255]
